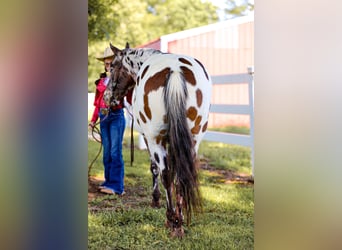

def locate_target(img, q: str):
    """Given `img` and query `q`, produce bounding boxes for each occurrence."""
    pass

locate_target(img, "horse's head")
[104,43,136,107]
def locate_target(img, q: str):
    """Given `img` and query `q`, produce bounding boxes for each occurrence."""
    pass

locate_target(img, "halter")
[110,58,123,87]
[109,48,130,96]
[108,50,135,166]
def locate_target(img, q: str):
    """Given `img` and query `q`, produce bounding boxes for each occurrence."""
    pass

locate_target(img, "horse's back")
[140,53,211,88]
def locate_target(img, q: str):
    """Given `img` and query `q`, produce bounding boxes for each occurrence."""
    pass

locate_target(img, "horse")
[104,43,212,237]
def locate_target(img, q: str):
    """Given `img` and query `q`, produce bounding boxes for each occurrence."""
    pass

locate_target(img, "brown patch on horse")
[191,115,202,135]
[156,135,167,147]
[195,115,202,125]
[195,58,209,80]
[186,106,197,121]
[155,129,167,145]
[139,111,147,123]
[178,57,192,66]
[180,66,196,86]
[202,121,208,132]
[156,135,162,145]
[144,67,171,95]
[141,65,150,80]
[196,89,203,107]
[143,94,152,120]
[191,125,201,135]
[163,115,168,124]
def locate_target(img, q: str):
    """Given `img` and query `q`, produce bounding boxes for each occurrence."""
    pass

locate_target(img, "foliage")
[88,40,111,93]
[88,129,253,249]
[222,0,254,19]
[88,0,218,44]
[145,0,219,36]
[88,0,119,41]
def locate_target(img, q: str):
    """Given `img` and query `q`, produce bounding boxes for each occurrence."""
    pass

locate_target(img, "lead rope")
[130,118,134,166]
[88,126,102,179]
[88,112,109,179]
[124,104,134,167]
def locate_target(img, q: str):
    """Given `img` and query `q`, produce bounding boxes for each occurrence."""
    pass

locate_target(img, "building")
[138,15,254,128]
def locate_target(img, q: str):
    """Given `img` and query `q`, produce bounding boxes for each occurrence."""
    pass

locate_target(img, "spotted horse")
[104,43,212,238]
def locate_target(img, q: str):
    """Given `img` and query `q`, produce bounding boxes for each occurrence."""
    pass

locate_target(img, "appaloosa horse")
[104,43,212,237]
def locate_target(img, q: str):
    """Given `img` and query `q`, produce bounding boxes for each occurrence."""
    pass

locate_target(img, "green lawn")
[208,125,250,135]
[88,128,254,250]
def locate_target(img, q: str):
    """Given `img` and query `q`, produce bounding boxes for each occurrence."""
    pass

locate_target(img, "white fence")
[204,68,254,176]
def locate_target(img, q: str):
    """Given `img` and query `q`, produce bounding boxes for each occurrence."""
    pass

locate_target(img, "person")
[89,47,127,195]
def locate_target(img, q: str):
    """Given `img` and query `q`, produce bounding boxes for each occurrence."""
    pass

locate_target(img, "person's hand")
[88,121,95,130]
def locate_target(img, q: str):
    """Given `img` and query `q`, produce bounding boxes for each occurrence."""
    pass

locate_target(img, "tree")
[88,0,152,93]
[146,0,218,37]
[88,0,118,42]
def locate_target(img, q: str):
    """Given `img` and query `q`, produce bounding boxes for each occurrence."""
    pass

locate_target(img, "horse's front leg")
[150,160,161,208]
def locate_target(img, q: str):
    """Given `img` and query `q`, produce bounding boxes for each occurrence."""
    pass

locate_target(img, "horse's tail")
[164,69,202,225]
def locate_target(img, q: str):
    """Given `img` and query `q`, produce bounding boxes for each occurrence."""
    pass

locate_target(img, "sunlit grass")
[208,125,250,135]
[199,140,252,173]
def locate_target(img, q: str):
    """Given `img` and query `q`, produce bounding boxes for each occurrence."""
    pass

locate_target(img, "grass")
[208,125,250,135]
[88,128,254,250]
[198,140,252,173]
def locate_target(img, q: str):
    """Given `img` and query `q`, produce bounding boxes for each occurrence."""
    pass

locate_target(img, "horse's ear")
[125,42,130,49]
[110,43,122,56]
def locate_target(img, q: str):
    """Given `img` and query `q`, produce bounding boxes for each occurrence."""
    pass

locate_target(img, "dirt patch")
[88,177,104,200]
[199,160,254,186]
[88,161,253,211]
[88,177,152,212]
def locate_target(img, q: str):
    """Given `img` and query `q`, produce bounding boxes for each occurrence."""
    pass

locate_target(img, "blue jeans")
[99,108,125,194]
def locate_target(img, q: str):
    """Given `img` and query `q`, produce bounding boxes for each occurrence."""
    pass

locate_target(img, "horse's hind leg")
[170,178,185,238]
[161,167,174,230]
[161,167,184,238]
[150,160,161,208]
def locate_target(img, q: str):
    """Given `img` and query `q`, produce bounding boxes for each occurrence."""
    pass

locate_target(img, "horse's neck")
[125,49,161,81]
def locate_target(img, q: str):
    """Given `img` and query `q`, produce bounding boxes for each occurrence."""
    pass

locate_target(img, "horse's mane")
[126,48,162,58]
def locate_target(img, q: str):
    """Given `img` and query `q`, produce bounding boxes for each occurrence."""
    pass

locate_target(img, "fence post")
[247,66,255,178]
[138,134,147,150]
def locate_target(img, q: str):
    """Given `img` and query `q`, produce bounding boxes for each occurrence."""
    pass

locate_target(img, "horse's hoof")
[170,227,185,238]
[164,220,172,228]
[151,200,161,208]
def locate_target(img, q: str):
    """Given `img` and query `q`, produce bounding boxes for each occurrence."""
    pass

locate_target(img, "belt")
[100,108,109,115]
[100,107,122,115]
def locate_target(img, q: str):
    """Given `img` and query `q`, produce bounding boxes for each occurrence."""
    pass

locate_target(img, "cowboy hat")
[96,47,114,62]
